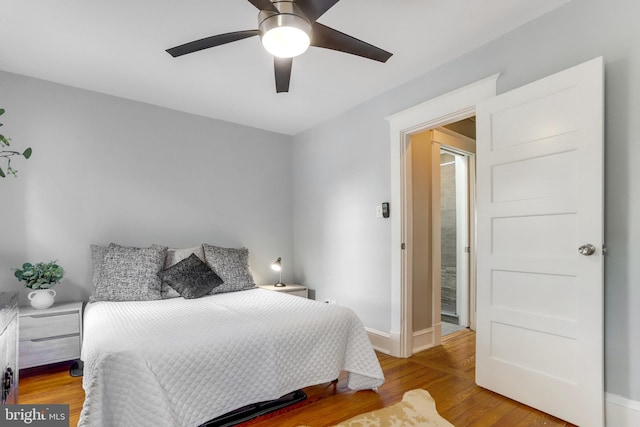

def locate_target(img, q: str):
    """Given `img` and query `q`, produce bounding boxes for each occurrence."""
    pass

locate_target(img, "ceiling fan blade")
[166,30,260,57]
[296,0,341,22]
[310,22,392,63]
[247,0,279,13]
[274,57,293,93]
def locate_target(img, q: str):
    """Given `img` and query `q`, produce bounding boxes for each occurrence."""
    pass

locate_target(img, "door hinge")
[401,243,406,250]
[465,246,471,253]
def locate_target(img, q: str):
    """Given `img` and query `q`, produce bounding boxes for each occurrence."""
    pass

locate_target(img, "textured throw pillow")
[90,243,167,302]
[161,246,206,298]
[90,244,108,289]
[157,253,223,299]
[203,244,257,294]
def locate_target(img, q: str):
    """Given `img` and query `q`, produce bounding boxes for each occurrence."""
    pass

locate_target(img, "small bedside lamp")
[271,257,285,287]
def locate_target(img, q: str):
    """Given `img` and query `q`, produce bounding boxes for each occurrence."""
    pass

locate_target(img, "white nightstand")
[18,301,83,369]
[258,284,308,298]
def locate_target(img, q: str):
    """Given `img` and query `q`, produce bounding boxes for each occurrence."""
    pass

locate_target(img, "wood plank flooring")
[18,330,576,426]
[18,361,85,425]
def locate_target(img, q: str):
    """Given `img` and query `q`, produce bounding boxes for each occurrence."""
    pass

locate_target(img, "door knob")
[578,244,596,256]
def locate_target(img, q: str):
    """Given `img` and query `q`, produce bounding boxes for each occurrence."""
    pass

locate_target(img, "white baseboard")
[606,393,640,426]
[412,328,435,354]
[365,328,392,355]
[366,327,439,356]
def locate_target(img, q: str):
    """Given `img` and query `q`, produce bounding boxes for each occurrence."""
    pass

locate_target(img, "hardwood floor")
[18,361,85,425]
[18,330,576,426]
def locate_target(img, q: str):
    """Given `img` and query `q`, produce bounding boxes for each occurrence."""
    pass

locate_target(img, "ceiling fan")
[166,0,393,93]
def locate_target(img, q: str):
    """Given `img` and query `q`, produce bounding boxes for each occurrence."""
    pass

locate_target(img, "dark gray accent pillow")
[157,253,223,299]
[202,244,257,294]
[161,246,206,299]
[90,243,167,302]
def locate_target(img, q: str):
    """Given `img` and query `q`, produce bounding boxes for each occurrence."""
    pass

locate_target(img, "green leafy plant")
[0,108,32,178]
[14,261,65,289]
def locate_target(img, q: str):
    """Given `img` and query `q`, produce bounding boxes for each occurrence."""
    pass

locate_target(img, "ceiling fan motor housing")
[166,0,392,92]
[259,1,312,57]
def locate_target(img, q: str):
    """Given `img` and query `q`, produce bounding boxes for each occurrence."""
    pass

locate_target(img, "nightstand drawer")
[20,312,80,341]
[258,284,308,298]
[286,289,308,298]
[19,335,81,368]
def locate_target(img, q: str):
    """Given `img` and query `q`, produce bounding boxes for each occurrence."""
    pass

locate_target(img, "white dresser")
[0,292,18,404]
[19,301,83,369]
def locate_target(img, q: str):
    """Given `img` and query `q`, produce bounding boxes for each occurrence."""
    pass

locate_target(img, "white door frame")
[386,74,498,358]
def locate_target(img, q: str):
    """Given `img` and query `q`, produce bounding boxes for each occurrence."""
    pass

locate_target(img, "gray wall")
[0,70,293,305]
[292,0,640,400]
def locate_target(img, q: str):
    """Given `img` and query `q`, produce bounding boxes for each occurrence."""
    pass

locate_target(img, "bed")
[79,288,384,427]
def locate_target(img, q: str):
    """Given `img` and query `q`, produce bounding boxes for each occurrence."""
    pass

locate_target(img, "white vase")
[28,289,56,310]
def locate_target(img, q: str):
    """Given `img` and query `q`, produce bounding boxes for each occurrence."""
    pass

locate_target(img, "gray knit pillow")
[90,244,108,289]
[91,243,167,302]
[161,246,206,298]
[158,253,223,299]
[202,244,257,293]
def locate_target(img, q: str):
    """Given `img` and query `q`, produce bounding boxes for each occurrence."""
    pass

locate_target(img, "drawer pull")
[31,333,79,343]
[26,310,77,319]
[2,367,14,404]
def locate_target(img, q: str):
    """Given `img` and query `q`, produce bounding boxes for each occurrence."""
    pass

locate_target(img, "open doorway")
[408,123,476,351]
[386,73,497,358]
[439,120,475,337]
[439,148,470,336]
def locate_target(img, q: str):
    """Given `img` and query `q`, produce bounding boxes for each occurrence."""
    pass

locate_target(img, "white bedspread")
[79,289,384,427]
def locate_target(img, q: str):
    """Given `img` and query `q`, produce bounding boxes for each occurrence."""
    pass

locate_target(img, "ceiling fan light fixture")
[262,25,310,58]
[259,4,311,58]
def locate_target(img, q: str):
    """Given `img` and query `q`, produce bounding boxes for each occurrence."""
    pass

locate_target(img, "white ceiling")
[0,0,569,135]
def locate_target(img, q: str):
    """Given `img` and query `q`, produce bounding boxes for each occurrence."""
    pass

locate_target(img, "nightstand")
[19,301,83,369]
[258,284,308,298]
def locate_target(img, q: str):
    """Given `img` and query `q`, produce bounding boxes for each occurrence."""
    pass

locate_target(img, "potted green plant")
[14,261,64,309]
[0,108,32,178]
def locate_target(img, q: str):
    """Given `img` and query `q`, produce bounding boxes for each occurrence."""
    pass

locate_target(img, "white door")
[475,57,604,426]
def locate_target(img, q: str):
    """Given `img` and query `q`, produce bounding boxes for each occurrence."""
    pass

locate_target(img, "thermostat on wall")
[382,202,389,218]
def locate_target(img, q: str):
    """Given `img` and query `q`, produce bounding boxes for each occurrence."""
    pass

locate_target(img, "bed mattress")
[79,288,384,427]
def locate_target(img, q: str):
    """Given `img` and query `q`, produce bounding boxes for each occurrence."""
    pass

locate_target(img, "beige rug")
[300,389,453,427]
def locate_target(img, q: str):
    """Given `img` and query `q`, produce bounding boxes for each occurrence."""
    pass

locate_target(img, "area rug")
[301,389,453,427]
